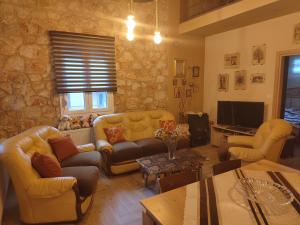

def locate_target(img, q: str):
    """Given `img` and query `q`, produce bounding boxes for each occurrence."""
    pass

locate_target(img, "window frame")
[60,92,114,116]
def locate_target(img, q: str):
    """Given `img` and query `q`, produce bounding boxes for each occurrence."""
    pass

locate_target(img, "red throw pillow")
[159,120,176,132]
[48,135,79,162]
[31,152,62,178]
[103,127,126,144]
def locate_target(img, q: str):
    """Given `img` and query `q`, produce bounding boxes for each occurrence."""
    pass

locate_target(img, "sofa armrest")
[26,177,77,199]
[229,146,264,162]
[227,135,254,147]
[96,140,113,153]
[77,143,95,152]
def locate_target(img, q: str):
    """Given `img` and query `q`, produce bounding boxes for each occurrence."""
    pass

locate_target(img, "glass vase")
[166,136,177,160]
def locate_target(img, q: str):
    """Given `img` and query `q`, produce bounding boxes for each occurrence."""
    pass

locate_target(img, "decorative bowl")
[235,177,294,206]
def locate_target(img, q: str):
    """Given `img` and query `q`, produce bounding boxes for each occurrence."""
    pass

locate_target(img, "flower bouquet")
[155,124,183,160]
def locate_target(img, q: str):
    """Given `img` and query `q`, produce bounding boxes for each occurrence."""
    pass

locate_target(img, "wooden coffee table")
[136,148,204,187]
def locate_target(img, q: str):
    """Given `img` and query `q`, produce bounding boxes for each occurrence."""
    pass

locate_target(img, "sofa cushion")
[135,138,167,156]
[103,127,126,144]
[31,152,62,178]
[111,141,142,163]
[48,135,79,162]
[61,151,101,168]
[159,120,176,132]
[62,166,99,197]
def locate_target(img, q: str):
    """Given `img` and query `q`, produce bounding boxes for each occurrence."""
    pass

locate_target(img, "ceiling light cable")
[153,0,162,44]
[126,0,136,41]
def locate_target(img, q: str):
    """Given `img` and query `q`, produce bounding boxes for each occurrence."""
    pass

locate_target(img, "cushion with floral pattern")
[103,127,126,144]
[159,120,176,133]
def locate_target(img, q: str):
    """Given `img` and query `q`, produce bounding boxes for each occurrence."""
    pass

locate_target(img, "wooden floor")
[2,146,219,225]
[3,145,299,225]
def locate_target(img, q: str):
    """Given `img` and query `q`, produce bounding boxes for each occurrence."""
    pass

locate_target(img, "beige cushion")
[94,110,175,145]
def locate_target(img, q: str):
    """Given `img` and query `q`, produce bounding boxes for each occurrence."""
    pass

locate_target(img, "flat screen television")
[217,101,264,128]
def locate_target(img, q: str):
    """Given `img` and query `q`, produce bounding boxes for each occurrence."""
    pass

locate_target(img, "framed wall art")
[234,70,247,90]
[224,53,240,69]
[174,87,182,98]
[217,73,229,92]
[186,89,192,97]
[192,66,200,77]
[172,78,177,86]
[252,44,266,65]
[174,59,186,77]
[250,73,265,83]
[294,23,300,43]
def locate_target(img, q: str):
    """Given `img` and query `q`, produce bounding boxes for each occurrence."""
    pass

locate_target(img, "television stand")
[225,126,253,133]
[210,124,257,147]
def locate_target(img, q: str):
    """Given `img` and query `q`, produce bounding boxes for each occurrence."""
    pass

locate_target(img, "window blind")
[49,31,117,93]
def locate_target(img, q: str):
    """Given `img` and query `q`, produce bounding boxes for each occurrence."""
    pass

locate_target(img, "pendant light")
[126,0,136,41]
[153,0,162,44]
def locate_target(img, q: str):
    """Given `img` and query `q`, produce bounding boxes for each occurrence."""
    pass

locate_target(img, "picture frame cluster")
[173,58,200,98]
[218,44,266,92]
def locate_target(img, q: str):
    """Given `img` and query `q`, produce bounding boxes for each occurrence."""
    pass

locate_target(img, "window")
[92,92,107,109]
[67,92,85,111]
[49,31,116,115]
[61,92,114,115]
[289,56,300,76]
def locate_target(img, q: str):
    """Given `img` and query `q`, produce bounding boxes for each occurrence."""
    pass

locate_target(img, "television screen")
[217,101,264,128]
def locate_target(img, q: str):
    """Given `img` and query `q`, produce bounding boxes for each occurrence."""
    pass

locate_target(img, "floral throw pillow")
[103,127,126,144]
[159,120,176,133]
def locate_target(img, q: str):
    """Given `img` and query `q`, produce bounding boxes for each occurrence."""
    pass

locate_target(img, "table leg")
[144,173,149,187]
[198,167,202,180]
[142,210,156,225]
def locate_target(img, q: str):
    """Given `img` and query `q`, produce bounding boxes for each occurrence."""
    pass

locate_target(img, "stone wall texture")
[0,0,170,138]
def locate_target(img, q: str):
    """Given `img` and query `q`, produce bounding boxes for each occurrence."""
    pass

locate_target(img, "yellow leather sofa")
[228,119,292,162]
[1,126,99,224]
[94,110,188,175]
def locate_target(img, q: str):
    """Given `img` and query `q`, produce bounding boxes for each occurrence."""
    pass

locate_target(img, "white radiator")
[61,128,94,145]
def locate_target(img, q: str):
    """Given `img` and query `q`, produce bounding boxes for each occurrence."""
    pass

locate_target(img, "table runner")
[183,169,300,225]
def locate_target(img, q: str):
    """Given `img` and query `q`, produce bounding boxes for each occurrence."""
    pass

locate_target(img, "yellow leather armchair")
[228,119,292,162]
[2,126,95,224]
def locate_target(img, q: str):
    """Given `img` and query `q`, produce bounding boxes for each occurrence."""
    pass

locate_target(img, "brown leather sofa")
[94,110,189,175]
[2,126,100,224]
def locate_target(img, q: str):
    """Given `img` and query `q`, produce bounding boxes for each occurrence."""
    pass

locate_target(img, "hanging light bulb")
[153,0,162,45]
[126,15,136,31]
[154,31,162,44]
[126,0,136,41]
[126,31,135,41]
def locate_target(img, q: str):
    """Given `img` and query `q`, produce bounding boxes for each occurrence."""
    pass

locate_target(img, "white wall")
[203,11,300,122]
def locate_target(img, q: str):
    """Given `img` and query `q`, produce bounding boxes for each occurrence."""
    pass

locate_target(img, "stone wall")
[0,0,170,138]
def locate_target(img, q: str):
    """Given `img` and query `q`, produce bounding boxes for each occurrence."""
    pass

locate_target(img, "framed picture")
[174,59,186,77]
[224,53,240,69]
[173,78,177,86]
[250,73,265,83]
[217,73,229,92]
[252,44,266,65]
[174,87,181,98]
[294,23,300,43]
[192,66,200,77]
[234,70,247,90]
[186,89,192,97]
